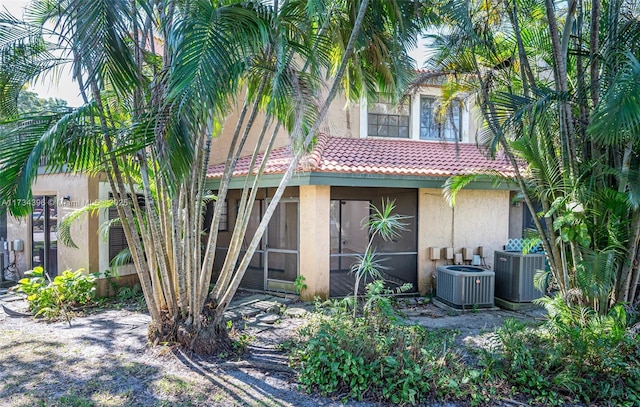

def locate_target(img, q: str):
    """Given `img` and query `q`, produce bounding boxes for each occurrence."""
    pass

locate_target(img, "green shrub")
[292,280,639,406]
[291,282,487,405]
[14,267,97,318]
[116,283,142,301]
[483,296,640,406]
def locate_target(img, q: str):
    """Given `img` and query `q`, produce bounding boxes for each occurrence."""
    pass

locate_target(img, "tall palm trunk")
[214,0,372,316]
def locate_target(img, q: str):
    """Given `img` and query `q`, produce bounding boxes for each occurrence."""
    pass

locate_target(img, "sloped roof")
[206,134,516,179]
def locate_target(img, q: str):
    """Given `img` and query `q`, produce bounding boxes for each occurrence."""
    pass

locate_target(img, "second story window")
[420,96,462,141]
[367,95,410,138]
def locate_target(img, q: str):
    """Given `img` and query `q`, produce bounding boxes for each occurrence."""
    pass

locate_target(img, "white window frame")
[360,91,470,142]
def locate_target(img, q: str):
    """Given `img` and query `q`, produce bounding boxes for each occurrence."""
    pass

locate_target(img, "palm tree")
[429,0,640,312]
[0,0,425,352]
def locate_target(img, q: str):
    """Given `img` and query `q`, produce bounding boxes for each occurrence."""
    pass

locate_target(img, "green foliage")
[13,267,96,318]
[360,280,413,323]
[351,199,410,317]
[294,285,639,405]
[291,282,487,405]
[294,275,307,295]
[58,199,115,249]
[521,237,542,255]
[228,320,252,354]
[17,90,67,115]
[116,284,142,301]
[482,297,640,406]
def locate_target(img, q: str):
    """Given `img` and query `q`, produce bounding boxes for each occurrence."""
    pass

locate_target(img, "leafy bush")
[14,267,97,318]
[116,283,142,301]
[291,282,488,405]
[482,296,640,406]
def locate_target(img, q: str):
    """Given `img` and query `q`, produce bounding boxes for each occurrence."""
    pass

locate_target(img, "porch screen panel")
[267,252,297,281]
[330,188,418,297]
[239,252,264,290]
[267,201,298,250]
[266,201,298,286]
[371,191,418,253]
[211,200,265,291]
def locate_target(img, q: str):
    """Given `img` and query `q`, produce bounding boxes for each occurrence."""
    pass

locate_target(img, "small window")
[204,199,229,233]
[367,95,410,139]
[420,96,462,141]
[108,206,129,263]
[217,200,228,232]
[107,194,143,263]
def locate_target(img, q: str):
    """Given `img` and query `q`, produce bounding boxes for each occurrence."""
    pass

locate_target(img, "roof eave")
[205,171,519,190]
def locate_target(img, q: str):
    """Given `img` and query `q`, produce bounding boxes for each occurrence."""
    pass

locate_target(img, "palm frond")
[588,52,640,146]
[58,199,114,248]
[443,171,515,207]
[166,1,270,116]
[366,198,410,241]
[576,248,620,304]
[110,247,133,268]
[0,12,66,118]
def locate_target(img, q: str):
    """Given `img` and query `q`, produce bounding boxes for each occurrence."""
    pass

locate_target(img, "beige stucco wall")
[417,188,510,295]
[508,191,524,238]
[209,82,485,166]
[7,173,100,276]
[299,185,330,300]
[209,93,358,166]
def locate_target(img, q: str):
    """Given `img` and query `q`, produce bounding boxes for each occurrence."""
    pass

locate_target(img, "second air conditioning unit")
[494,251,546,302]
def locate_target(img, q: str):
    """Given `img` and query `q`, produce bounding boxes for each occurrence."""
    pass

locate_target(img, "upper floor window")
[419,96,462,141]
[367,95,410,138]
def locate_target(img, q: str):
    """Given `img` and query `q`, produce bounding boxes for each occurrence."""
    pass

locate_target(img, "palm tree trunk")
[90,103,160,322]
[507,0,536,95]
[214,0,373,317]
[618,209,640,302]
[210,75,271,301]
[139,156,178,319]
[468,45,565,292]
[545,0,577,179]
[199,96,253,293]
[589,0,600,107]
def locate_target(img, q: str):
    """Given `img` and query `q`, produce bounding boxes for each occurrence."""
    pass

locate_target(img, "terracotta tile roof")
[206,134,516,179]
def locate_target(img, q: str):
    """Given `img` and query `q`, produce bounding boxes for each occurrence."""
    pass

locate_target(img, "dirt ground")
[0,292,545,407]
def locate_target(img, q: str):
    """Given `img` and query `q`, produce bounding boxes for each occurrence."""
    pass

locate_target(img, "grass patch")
[151,374,208,406]
[57,391,94,407]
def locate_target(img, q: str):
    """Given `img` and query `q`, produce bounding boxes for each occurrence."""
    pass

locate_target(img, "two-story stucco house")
[206,86,523,299]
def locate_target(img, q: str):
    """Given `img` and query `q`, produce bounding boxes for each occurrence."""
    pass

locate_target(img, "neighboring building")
[5,173,101,277]
[5,85,526,299]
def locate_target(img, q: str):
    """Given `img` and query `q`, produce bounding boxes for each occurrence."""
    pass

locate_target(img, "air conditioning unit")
[494,251,546,302]
[436,265,494,309]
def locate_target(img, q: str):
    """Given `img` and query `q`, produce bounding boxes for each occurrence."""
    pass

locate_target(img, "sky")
[1,0,428,107]
[1,0,84,106]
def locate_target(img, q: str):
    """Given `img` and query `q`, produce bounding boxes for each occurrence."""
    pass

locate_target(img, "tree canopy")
[431,0,640,311]
[0,0,427,352]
